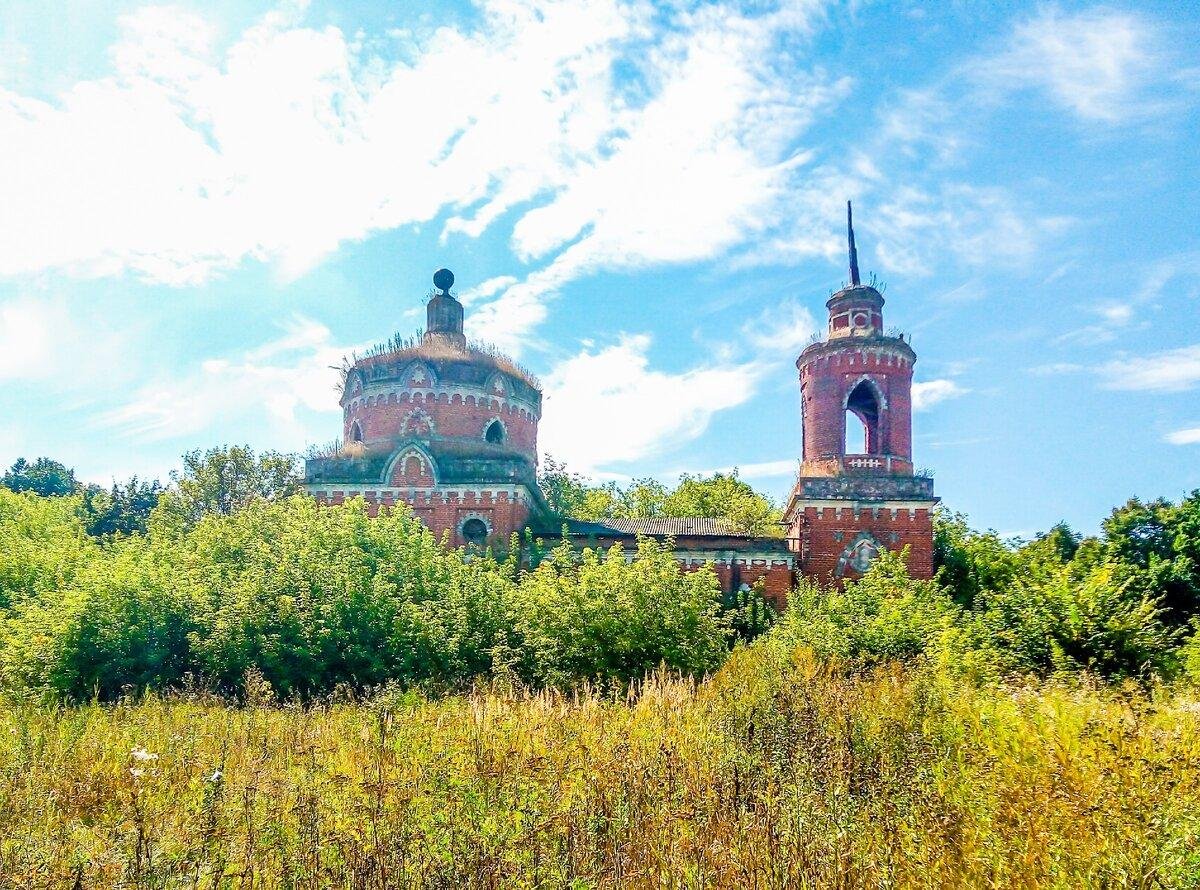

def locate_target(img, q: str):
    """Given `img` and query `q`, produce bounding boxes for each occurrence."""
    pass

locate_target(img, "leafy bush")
[0,494,734,699]
[507,539,730,686]
[766,549,962,667]
[0,487,96,610]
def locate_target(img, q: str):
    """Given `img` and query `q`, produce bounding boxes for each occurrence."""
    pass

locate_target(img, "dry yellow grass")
[1,649,1198,888]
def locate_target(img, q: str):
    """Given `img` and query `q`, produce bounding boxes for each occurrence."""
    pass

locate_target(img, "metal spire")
[847,200,861,287]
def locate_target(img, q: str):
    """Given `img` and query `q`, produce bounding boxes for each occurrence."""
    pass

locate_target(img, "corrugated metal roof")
[565,517,747,538]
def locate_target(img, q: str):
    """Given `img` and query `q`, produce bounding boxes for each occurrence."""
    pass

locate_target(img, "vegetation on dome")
[337,331,540,394]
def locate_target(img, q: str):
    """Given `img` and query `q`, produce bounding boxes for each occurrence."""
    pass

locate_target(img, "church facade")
[304,208,936,602]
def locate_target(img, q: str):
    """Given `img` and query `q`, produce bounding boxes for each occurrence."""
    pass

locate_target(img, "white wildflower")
[208,769,222,783]
[129,767,144,778]
[130,746,158,762]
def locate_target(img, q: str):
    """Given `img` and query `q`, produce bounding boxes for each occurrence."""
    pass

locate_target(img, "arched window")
[484,419,505,444]
[844,379,882,455]
[461,517,488,548]
[349,421,364,443]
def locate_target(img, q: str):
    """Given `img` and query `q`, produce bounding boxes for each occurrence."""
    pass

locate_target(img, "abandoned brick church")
[304,205,937,603]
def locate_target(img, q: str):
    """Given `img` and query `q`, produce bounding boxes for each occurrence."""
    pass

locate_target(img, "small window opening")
[844,380,882,455]
[485,420,505,444]
[461,518,488,548]
[350,421,363,443]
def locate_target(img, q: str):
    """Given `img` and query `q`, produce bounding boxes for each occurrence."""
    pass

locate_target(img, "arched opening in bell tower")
[844,379,882,455]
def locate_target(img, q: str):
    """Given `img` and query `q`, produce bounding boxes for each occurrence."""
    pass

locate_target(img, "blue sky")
[1,0,1197,537]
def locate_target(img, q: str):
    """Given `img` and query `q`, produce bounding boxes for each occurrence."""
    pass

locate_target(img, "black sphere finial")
[433,268,455,293]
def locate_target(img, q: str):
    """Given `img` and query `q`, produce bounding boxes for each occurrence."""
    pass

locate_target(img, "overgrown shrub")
[507,539,730,686]
[765,549,962,667]
[0,495,735,699]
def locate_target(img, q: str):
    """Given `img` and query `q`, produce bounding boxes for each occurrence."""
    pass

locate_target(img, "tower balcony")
[800,453,915,477]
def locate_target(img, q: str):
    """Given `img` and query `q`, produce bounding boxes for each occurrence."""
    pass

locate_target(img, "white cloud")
[0,297,65,380]
[976,8,1168,123]
[0,0,849,319]
[1030,362,1086,376]
[1165,427,1200,446]
[911,378,967,411]
[872,184,1063,276]
[457,275,518,307]
[742,299,819,354]
[1101,345,1200,393]
[539,334,761,473]
[104,317,350,441]
[0,1,643,284]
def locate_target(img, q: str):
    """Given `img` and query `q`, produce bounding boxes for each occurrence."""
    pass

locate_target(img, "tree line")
[1,448,1199,698]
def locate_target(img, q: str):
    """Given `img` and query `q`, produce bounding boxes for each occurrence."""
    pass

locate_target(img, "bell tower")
[782,203,937,581]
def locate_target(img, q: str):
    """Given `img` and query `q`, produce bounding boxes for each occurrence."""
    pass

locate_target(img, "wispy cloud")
[0,1,643,284]
[912,378,968,411]
[1165,427,1200,446]
[1100,345,1200,393]
[104,317,351,441]
[539,334,763,474]
[974,7,1173,123]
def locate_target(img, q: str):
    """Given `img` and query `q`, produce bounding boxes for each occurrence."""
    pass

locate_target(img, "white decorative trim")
[342,384,541,416]
[383,444,438,484]
[306,483,531,500]
[400,407,437,436]
[400,360,436,387]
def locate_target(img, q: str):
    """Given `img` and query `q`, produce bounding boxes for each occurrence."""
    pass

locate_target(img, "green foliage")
[976,562,1177,678]
[1102,492,1200,624]
[662,471,782,536]
[79,476,165,538]
[508,538,730,686]
[3,538,196,699]
[769,549,961,666]
[1,456,79,497]
[722,582,777,643]
[179,496,511,696]
[934,508,1182,679]
[161,445,302,528]
[0,492,733,699]
[0,487,96,611]
[4,456,1200,698]
[539,459,782,535]
[1180,624,1200,684]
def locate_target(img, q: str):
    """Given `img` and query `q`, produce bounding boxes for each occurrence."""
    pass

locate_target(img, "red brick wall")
[678,557,795,607]
[312,488,532,548]
[799,349,915,467]
[345,390,538,457]
[789,504,934,584]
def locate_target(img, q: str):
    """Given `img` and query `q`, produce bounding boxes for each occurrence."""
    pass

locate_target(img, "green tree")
[1102,493,1200,625]
[662,470,782,536]
[539,461,782,535]
[158,445,302,529]
[1,457,79,497]
[79,477,165,538]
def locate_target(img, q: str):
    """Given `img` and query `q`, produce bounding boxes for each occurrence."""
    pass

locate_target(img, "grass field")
[2,648,1199,889]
